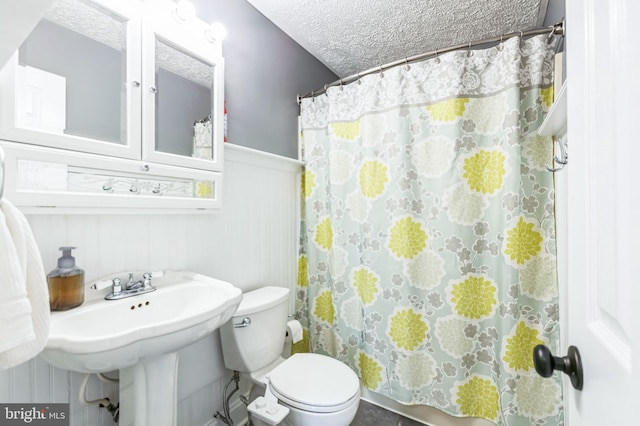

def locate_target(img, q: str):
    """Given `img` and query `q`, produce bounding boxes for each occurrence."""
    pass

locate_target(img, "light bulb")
[173,0,196,23]
[205,22,227,42]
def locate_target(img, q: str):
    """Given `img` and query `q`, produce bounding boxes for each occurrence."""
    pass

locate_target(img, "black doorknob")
[533,344,583,390]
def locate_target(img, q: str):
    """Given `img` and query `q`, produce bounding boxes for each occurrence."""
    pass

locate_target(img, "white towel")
[0,199,49,369]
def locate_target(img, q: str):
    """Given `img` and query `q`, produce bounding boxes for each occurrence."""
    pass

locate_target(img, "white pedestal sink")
[40,270,242,426]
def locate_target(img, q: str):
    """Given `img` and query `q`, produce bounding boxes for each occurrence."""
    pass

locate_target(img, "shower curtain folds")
[296,34,563,426]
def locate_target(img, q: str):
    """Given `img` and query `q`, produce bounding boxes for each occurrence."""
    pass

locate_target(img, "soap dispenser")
[47,246,85,311]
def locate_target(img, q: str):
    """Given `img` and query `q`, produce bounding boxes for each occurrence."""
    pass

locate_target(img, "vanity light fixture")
[205,22,227,42]
[173,0,196,23]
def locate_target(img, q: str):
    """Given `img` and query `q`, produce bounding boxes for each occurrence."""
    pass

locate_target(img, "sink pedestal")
[119,353,179,426]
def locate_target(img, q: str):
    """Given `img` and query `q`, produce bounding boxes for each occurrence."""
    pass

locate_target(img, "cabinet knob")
[142,164,150,172]
[132,80,141,88]
[149,86,157,93]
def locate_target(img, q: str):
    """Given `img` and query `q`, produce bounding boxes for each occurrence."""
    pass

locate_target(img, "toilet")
[219,286,360,426]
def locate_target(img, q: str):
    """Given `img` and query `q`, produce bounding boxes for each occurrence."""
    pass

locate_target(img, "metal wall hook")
[546,138,568,172]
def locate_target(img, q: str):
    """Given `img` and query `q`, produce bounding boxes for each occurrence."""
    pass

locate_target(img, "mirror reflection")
[17,0,127,144]
[154,37,214,160]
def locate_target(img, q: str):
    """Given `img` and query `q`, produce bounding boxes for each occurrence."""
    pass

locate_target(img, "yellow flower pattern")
[359,160,389,198]
[352,268,379,305]
[358,352,383,390]
[388,217,427,259]
[540,86,554,108]
[313,290,335,324]
[195,181,213,198]
[455,376,500,420]
[291,328,310,355]
[388,309,428,351]
[463,150,507,194]
[450,275,497,319]
[426,98,470,122]
[315,217,333,251]
[302,170,316,199]
[504,217,543,265]
[504,322,544,371]
[297,255,308,287]
[330,120,361,140]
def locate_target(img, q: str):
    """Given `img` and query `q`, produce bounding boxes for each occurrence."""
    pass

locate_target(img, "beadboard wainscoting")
[0,143,302,426]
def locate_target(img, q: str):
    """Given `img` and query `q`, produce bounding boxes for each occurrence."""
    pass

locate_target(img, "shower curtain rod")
[298,20,565,102]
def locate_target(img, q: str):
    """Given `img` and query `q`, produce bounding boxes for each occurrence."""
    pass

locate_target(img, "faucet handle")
[112,278,122,295]
[142,272,152,289]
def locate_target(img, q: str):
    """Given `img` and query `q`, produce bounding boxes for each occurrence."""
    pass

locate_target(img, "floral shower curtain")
[296,35,563,425]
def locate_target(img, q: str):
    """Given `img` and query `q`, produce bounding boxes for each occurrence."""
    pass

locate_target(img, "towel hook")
[546,137,568,172]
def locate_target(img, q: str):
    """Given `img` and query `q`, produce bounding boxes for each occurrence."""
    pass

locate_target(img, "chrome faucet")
[105,272,157,300]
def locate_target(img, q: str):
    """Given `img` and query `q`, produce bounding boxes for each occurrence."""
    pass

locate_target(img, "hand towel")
[0,199,49,369]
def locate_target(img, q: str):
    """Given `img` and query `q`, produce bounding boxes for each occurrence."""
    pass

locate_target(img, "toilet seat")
[267,353,360,413]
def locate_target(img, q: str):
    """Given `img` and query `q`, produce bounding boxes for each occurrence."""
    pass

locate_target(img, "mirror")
[17,0,128,144]
[154,36,214,160]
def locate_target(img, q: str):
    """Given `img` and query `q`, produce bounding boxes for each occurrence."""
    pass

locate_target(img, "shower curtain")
[297,35,563,426]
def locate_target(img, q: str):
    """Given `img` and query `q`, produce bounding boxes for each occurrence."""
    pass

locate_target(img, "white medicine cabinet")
[0,0,225,211]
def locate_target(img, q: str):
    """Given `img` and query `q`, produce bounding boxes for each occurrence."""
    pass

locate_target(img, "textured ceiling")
[246,0,549,77]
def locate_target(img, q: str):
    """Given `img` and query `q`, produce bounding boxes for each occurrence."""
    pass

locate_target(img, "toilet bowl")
[219,287,361,425]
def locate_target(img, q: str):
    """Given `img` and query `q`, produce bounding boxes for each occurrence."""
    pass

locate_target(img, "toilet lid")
[268,353,360,413]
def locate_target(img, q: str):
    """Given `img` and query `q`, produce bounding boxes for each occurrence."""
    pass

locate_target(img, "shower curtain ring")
[378,65,384,78]
[468,41,473,57]
[311,90,315,102]
[547,25,556,43]
[434,49,440,63]
[404,58,411,70]
[357,72,362,84]
[339,78,344,90]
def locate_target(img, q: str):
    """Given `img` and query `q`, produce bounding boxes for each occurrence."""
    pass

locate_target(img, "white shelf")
[539,81,567,137]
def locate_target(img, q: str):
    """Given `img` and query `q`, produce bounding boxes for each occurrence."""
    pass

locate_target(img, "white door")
[563,0,640,424]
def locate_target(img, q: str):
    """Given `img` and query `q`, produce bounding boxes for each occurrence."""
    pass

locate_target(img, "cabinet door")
[0,0,142,160]
[141,16,224,172]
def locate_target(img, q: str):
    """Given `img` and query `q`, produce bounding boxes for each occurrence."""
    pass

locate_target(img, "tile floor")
[350,400,425,426]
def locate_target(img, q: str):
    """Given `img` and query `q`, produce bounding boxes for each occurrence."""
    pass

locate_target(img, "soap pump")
[47,246,85,311]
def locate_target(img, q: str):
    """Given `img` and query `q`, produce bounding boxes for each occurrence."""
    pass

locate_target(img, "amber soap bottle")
[47,246,85,311]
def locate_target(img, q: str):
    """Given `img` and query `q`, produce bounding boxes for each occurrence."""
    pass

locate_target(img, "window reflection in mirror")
[154,37,214,160]
[17,0,127,144]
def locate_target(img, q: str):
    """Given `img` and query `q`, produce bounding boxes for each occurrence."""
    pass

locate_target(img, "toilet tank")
[220,286,290,373]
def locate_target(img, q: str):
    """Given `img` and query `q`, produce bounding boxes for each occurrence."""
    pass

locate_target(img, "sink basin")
[40,270,242,426]
[42,270,242,372]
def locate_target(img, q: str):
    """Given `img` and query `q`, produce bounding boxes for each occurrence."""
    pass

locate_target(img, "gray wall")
[543,0,565,26]
[191,0,338,159]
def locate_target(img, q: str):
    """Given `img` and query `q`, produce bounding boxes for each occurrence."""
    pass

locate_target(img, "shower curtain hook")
[467,41,473,57]
[311,90,315,102]
[378,65,384,78]
[546,25,556,43]
[324,84,329,96]
[339,78,344,90]
[434,49,440,63]
[357,72,362,85]
[404,58,411,70]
